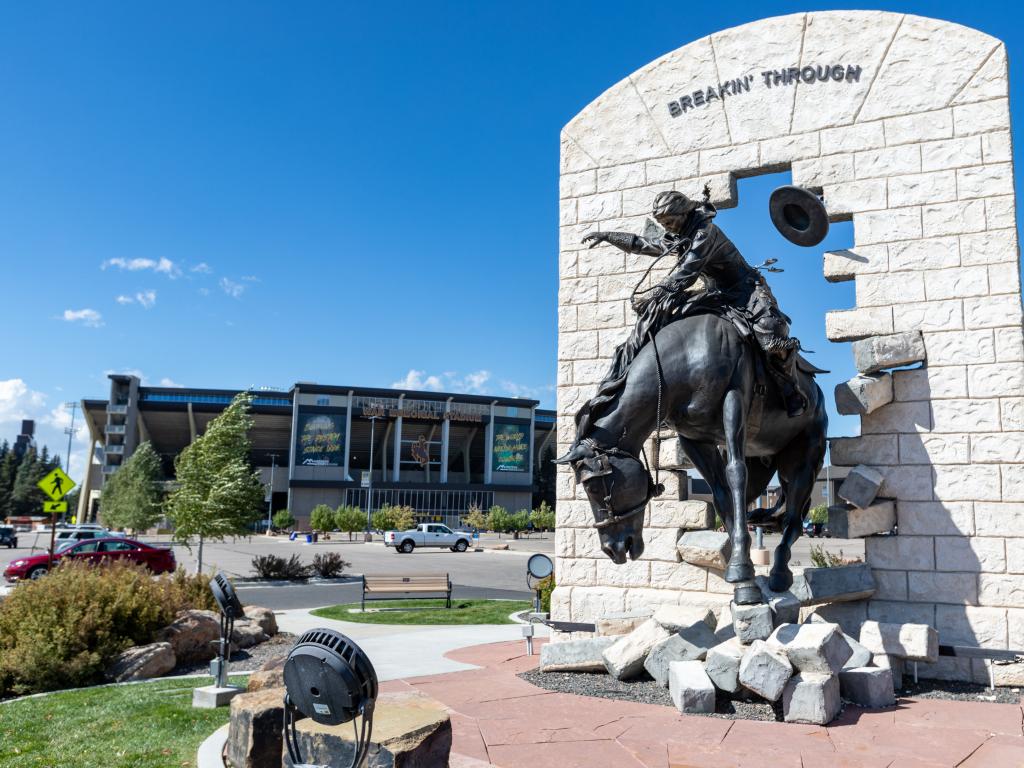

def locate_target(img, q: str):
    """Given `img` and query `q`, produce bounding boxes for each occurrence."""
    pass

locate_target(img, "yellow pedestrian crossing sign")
[43,501,68,514]
[38,467,75,502]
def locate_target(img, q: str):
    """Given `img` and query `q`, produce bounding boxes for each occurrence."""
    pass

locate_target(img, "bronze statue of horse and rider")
[557,186,830,605]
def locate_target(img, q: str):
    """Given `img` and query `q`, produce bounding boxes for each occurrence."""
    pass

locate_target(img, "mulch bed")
[172,632,295,676]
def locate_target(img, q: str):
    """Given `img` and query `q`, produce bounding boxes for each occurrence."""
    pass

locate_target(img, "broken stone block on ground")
[768,623,852,675]
[738,639,793,701]
[835,373,893,415]
[873,654,904,689]
[732,602,774,644]
[652,604,715,632]
[793,563,876,606]
[596,609,653,637]
[782,673,841,724]
[715,604,736,642]
[839,666,896,708]
[859,620,939,663]
[676,530,731,570]
[827,501,896,538]
[851,330,926,374]
[603,618,670,680]
[540,637,617,672]
[837,465,884,509]
[804,614,872,669]
[704,638,745,694]
[644,623,718,686]
[668,660,716,714]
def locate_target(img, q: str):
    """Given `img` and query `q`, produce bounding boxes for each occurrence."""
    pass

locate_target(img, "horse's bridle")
[575,439,664,531]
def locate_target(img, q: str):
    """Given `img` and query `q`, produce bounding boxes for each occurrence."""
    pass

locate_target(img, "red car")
[3,537,176,581]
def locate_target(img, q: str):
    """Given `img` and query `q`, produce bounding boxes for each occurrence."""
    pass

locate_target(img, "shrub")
[464,504,488,531]
[0,560,214,697]
[272,509,296,531]
[530,501,555,531]
[809,544,846,568]
[509,510,530,535]
[311,552,351,579]
[310,504,335,533]
[251,554,310,580]
[808,504,829,525]
[536,575,555,612]
[487,505,510,534]
[335,505,366,540]
[371,504,415,532]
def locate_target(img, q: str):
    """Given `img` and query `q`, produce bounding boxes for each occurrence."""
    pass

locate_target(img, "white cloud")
[116,295,133,305]
[0,379,46,423]
[191,262,213,274]
[390,369,492,394]
[102,257,180,278]
[62,308,103,327]
[392,370,445,391]
[0,381,91,478]
[198,287,210,296]
[114,290,157,308]
[220,278,245,298]
[500,380,555,401]
[241,275,260,282]
[159,377,183,387]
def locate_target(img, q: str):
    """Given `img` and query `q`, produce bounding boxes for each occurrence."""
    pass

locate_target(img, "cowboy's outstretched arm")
[581,231,661,256]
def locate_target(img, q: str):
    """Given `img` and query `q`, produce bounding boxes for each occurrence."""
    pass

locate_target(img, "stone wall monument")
[554,11,1022,681]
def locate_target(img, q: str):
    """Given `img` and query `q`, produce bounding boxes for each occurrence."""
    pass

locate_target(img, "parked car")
[384,524,471,553]
[3,537,176,581]
[803,519,830,538]
[0,525,17,548]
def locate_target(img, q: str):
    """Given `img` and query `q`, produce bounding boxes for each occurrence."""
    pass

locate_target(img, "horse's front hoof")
[724,560,755,583]
[734,584,762,605]
[768,568,793,593]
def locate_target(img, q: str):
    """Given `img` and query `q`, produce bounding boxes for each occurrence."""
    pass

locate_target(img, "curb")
[233,575,362,587]
[196,723,229,768]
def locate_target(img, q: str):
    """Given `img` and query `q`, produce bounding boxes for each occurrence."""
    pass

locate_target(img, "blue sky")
[1,1,1021,478]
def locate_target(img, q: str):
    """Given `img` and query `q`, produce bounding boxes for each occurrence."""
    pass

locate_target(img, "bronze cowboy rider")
[573,189,807,442]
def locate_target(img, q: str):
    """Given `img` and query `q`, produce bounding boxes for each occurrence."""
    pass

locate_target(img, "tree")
[371,504,414,532]
[808,504,829,524]
[464,504,488,531]
[530,501,555,532]
[165,393,265,572]
[11,449,49,518]
[509,510,530,539]
[97,441,164,534]
[310,504,335,534]
[273,509,296,531]
[335,505,366,540]
[487,505,510,536]
[0,446,19,521]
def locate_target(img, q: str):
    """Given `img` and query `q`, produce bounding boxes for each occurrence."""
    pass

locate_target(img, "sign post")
[38,467,76,573]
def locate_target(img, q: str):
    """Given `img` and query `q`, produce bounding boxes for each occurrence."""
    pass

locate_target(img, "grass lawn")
[0,675,247,768]
[311,598,530,625]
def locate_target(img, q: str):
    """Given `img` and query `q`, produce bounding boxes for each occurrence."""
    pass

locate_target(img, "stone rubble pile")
[541,597,941,724]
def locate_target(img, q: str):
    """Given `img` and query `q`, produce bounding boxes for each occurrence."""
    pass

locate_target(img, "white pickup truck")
[384,524,471,554]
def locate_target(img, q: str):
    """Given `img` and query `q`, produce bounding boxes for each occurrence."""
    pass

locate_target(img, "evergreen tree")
[0,446,19,521]
[11,450,49,518]
[97,441,164,534]
[165,393,265,572]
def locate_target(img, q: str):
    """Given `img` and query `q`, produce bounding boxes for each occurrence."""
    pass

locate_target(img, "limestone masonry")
[554,11,1022,683]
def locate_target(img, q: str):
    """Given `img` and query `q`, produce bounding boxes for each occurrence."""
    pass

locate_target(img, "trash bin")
[312,532,319,543]
[289,531,298,541]
[305,533,314,544]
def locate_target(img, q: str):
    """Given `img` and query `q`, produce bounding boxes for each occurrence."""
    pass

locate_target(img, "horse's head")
[556,441,663,564]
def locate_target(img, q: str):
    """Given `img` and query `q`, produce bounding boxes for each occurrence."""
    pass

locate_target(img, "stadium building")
[78,374,556,528]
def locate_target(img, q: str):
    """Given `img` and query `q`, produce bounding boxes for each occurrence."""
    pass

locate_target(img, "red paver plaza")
[380,640,1024,768]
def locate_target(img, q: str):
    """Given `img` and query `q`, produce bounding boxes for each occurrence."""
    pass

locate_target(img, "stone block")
[732,602,774,645]
[227,687,286,768]
[825,307,893,342]
[652,604,715,632]
[738,640,793,702]
[795,563,876,606]
[290,690,451,768]
[828,501,896,538]
[595,609,653,637]
[839,667,896,708]
[714,604,735,641]
[768,623,852,675]
[859,620,939,663]
[852,331,926,374]
[105,641,176,682]
[704,637,745,693]
[806,602,869,637]
[992,662,1024,687]
[803,614,873,669]
[644,623,718,686]
[602,618,671,680]
[540,637,617,672]
[676,530,731,570]
[781,674,841,725]
[193,685,243,709]
[835,374,893,416]
[837,465,884,509]
[874,654,904,689]
[668,660,716,714]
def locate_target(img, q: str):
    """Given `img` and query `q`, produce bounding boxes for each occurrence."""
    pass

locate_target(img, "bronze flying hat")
[769,185,829,247]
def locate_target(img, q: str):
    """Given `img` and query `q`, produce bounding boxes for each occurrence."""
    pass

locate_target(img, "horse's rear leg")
[722,388,756,599]
[771,429,827,592]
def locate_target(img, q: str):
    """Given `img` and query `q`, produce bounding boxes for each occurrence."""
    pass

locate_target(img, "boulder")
[540,637,617,672]
[596,609,653,637]
[644,623,718,687]
[704,638,745,694]
[105,641,176,682]
[247,656,286,692]
[156,609,221,665]
[676,530,731,570]
[837,465,884,510]
[839,666,896,708]
[828,501,896,539]
[859,621,938,663]
[289,690,451,768]
[232,619,269,649]
[243,605,278,637]
[738,640,793,701]
[227,686,286,768]
[781,673,841,725]
[732,602,774,645]
[603,618,671,680]
[652,604,716,632]
[768,623,852,675]
[668,660,716,714]
[835,373,893,416]
[851,330,926,374]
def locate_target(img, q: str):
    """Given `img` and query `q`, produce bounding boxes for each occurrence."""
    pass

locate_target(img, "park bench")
[361,574,452,611]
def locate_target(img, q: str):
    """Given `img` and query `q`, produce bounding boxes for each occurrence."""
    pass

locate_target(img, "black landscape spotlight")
[523,554,554,656]
[210,571,245,689]
[283,628,378,768]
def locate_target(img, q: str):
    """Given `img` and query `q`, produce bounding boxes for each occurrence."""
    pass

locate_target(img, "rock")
[714,604,735,641]
[540,637,617,672]
[837,465,884,509]
[755,579,801,627]
[676,530,731,570]
[732,602,774,644]
[839,666,896,708]
[768,623,852,675]
[804,615,872,669]
[226,686,286,768]
[873,654,904,689]
[105,641,176,682]
[859,621,939,663]
[738,640,793,701]
[851,331,926,374]
[290,690,451,768]
[668,660,716,714]
[793,563,876,606]
[828,501,896,538]
[596,609,653,637]
[232,619,269,650]
[704,638,745,693]
[156,609,221,665]
[781,673,841,724]
[644,623,718,686]
[835,373,894,415]
[992,662,1024,687]
[247,656,286,692]
[652,604,716,632]
[603,618,671,680]
[243,605,278,637]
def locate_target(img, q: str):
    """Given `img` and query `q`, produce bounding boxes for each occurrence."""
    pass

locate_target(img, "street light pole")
[265,453,278,535]
[63,402,78,523]
[365,416,378,541]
